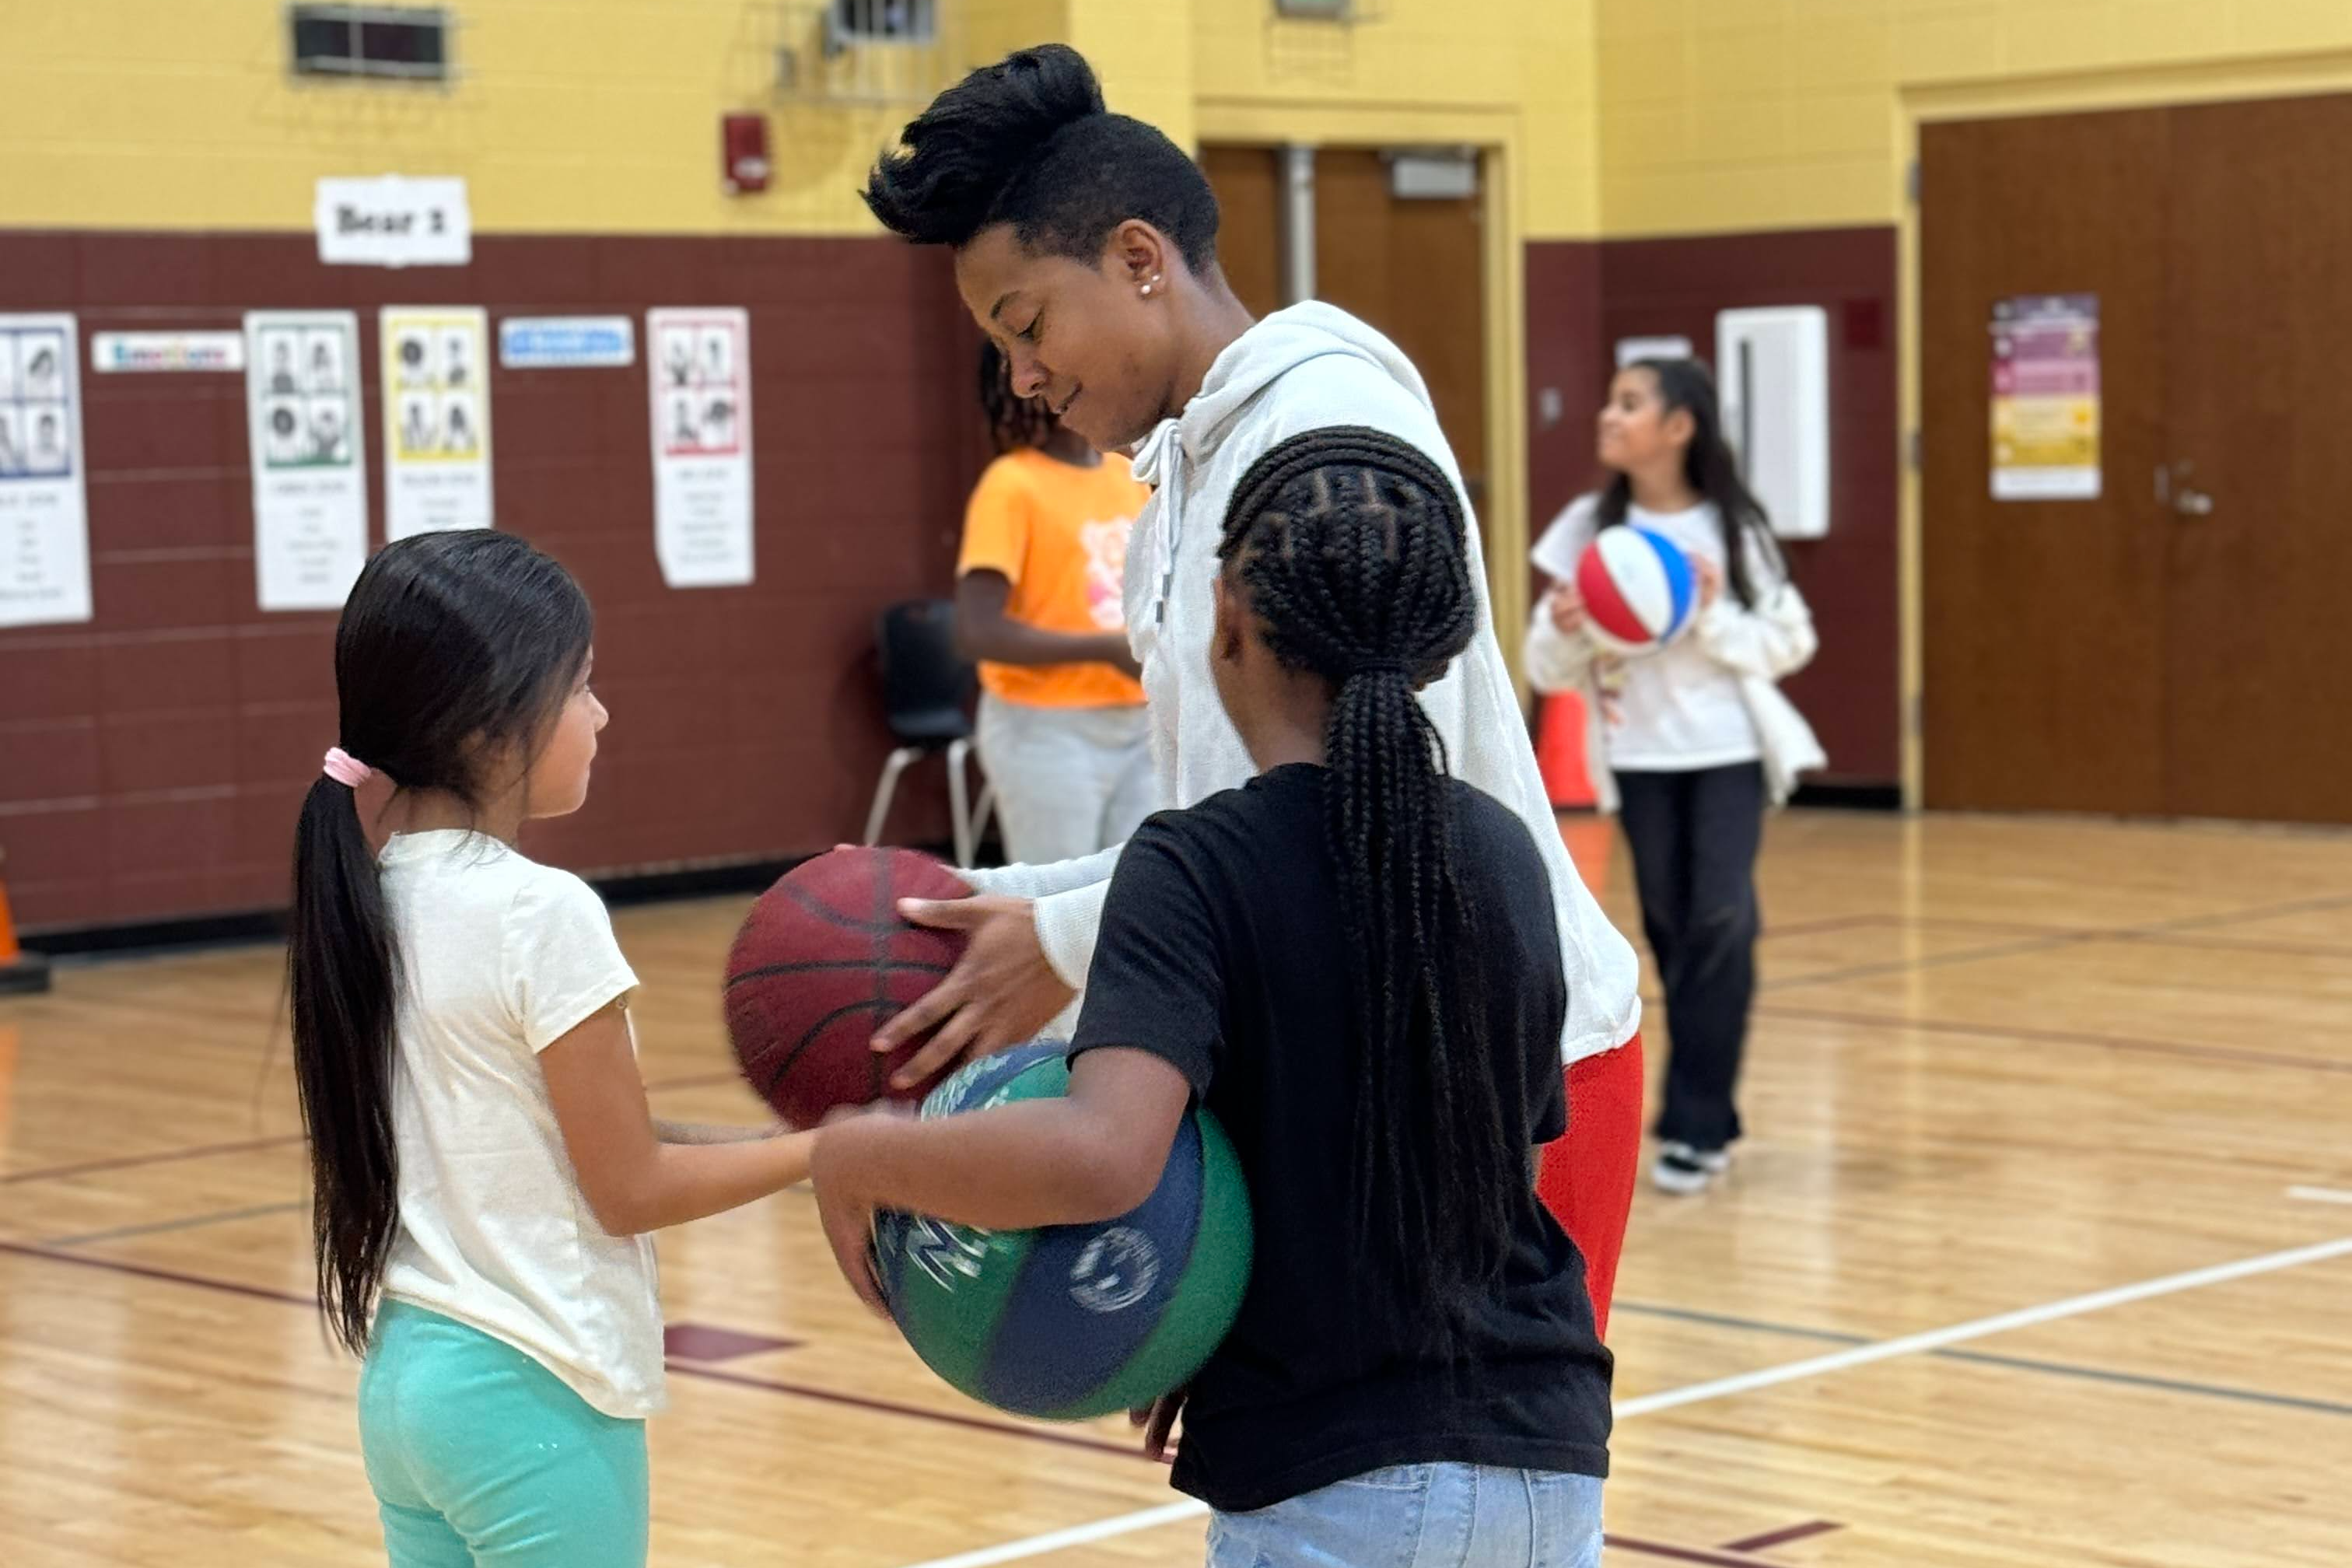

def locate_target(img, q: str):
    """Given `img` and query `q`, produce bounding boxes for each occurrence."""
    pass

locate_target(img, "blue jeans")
[1207,1464,1604,1568]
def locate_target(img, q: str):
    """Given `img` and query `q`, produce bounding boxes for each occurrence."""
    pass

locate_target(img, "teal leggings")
[359,1300,650,1568]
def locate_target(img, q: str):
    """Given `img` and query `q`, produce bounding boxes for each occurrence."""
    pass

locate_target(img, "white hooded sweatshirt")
[964,302,1642,1066]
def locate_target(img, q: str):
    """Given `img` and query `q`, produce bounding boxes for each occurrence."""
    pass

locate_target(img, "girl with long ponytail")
[811,429,1612,1567]
[292,530,821,1568]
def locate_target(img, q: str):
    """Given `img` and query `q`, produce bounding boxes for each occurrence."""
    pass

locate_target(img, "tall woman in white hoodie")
[856,44,1650,1339]
[1527,359,1824,1195]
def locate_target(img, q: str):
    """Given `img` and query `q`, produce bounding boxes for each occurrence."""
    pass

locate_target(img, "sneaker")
[1651,1141,1731,1195]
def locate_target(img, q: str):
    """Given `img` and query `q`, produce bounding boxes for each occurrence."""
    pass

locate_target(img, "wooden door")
[1919,109,2172,814]
[1199,145,1281,320]
[2160,95,2352,823]
[1311,149,1489,513]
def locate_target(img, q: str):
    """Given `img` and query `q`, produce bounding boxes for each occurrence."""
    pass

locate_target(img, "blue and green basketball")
[872,1043,1253,1421]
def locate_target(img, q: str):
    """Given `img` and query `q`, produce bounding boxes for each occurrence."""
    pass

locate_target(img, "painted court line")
[1720,1520,1843,1554]
[46,1199,306,1249]
[1616,1234,2352,1417]
[898,1234,2352,1568]
[1752,1004,2352,1076]
[0,1133,303,1186]
[2288,1185,2352,1206]
[1612,1299,2352,1419]
[0,1241,1156,1468]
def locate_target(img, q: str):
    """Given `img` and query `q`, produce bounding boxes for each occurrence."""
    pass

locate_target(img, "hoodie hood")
[1132,300,1439,489]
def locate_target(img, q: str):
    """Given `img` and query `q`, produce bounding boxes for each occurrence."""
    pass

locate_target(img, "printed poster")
[647,307,754,589]
[0,313,93,628]
[383,306,493,538]
[246,311,369,611]
[1990,294,2101,500]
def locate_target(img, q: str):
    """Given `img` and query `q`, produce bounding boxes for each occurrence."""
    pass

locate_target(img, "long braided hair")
[1218,427,1517,1340]
[978,338,1055,455]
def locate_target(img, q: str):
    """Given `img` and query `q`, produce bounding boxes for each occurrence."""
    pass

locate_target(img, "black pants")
[1615,762,1765,1153]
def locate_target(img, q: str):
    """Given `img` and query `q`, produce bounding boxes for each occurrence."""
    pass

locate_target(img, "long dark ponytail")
[289,530,593,1354]
[1597,356,1788,608]
[1217,427,1514,1339]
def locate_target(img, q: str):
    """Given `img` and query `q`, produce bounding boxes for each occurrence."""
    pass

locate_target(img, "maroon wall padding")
[1524,227,1901,787]
[0,230,984,933]
[1523,240,1607,530]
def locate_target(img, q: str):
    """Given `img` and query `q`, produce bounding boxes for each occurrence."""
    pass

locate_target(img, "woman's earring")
[1140,275,1162,297]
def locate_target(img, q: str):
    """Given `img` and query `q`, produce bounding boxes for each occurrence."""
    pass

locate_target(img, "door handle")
[2158,461,2213,517]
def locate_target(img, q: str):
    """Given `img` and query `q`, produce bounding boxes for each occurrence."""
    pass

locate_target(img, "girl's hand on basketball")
[1692,554,1724,609]
[1129,1388,1187,1462]
[810,1133,890,1320]
[873,897,1076,1084]
[1545,582,1587,637]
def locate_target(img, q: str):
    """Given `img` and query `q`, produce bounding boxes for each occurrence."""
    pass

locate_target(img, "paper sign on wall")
[316,177,471,268]
[246,311,369,611]
[647,308,754,589]
[1990,294,2101,501]
[383,306,493,538]
[1615,334,1693,368]
[501,317,635,369]
[92,331,246,373]
[0,313,93,628]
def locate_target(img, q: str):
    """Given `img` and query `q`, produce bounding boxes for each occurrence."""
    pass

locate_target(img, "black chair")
[862,600,994,866]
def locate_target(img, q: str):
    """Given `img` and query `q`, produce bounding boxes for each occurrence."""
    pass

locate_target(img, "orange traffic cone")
[0,845,51,996]
[1535,691,1595,810]
[1535,694,1614,888]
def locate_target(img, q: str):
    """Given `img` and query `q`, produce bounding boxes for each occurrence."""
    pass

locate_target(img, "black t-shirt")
[1070,764,1612,1514]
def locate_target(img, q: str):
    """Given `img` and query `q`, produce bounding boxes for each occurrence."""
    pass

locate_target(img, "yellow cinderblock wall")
[0,2,1596,237]
[1596,0,2352,238]
[18,5,2352,242]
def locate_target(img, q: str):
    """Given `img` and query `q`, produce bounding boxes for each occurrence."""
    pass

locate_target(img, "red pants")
[1535,1034,1643,1341]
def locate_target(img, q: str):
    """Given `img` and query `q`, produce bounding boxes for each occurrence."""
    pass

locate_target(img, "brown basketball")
[723,848,971,1129]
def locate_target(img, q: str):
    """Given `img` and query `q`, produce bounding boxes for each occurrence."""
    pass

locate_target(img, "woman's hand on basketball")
[872,897,1076,1085]
[1129,1388,1188,1462]
[810,1129,890,1320]
[1691,554,1724,609]
[1545,582,1587,637]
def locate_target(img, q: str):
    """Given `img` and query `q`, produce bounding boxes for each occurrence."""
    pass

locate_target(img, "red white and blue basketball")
[873,1043,1253,1421]
[1575,525,1697,654]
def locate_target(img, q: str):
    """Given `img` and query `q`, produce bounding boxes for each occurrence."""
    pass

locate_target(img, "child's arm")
[810,1048,1191,1311]
[653,1119,788,1146]
[1525,593,1600,693]
[541,1010,814,1235]
[1692,533,1819,681]
[956,571,1139,676]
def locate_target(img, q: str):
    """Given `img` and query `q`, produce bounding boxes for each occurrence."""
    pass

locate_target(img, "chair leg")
[864,747,920,847]
[971,781,996,860]
[946,737,977,869]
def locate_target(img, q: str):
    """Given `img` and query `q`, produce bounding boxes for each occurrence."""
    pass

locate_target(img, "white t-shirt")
[1534,498,1761,772]
[376,830,664,1418]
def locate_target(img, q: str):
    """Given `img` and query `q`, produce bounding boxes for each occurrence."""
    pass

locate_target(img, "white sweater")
[1526,496,1826,810]
[967,303,1643,1066]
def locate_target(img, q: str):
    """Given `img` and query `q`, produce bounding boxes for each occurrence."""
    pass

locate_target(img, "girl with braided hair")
[954,339,1155,863]
[812,428,1610,1563]
[859,42,1647,1342]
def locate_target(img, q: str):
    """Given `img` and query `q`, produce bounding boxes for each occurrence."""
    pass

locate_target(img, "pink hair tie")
[322,747,374,788]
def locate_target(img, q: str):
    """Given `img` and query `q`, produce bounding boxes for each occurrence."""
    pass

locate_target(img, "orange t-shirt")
[957,448,1150,709]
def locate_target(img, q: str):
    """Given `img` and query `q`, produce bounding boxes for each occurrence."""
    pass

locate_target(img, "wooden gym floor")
[2,810,2347,1567]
